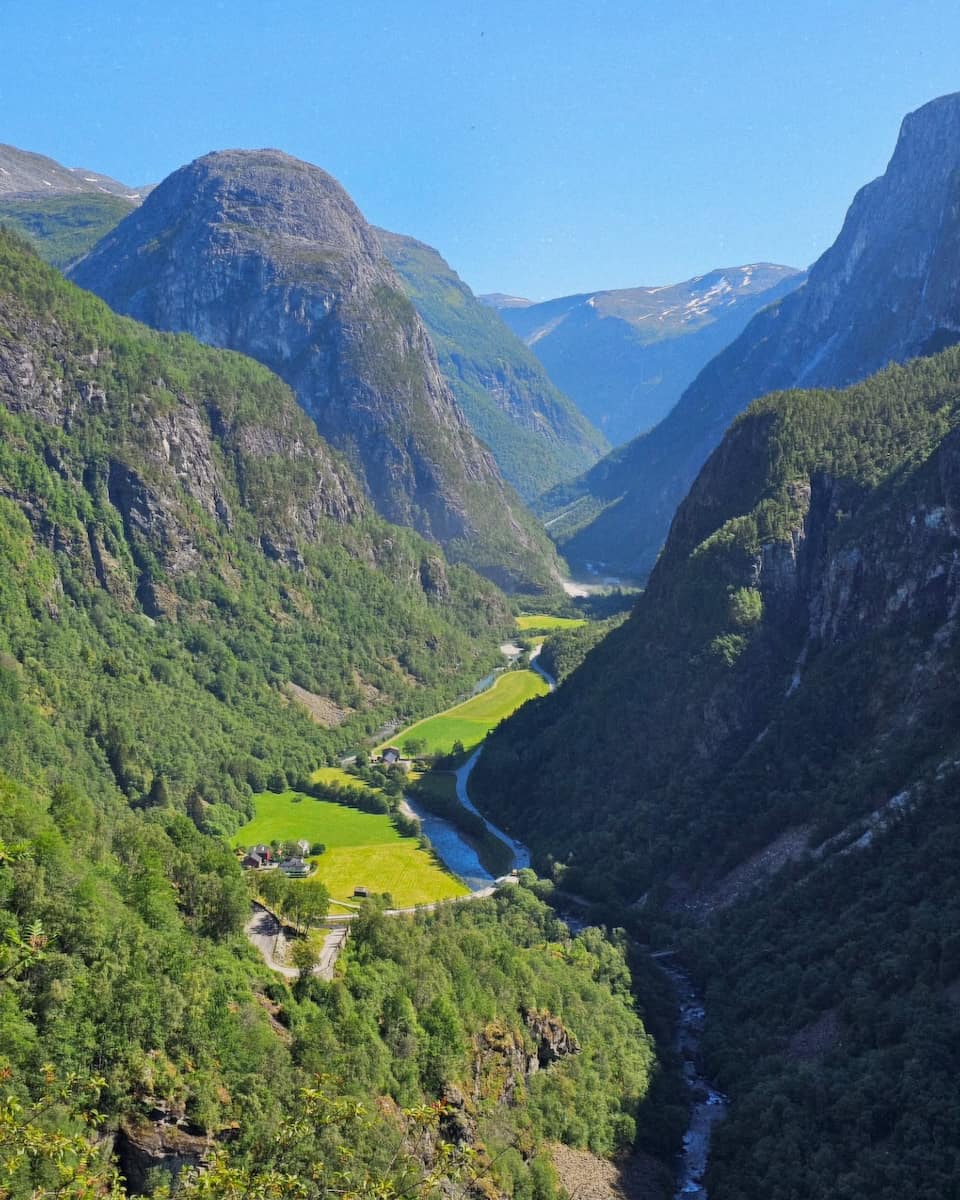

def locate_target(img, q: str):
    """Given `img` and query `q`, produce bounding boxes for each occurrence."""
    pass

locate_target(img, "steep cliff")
[558,91,960,579]
[376,228,608,501]
[69,150,561,593]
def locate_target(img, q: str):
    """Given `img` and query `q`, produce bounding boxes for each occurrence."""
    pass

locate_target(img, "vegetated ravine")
[405,670,720,1199]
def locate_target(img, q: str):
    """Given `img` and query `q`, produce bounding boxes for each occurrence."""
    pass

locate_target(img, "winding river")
[405,653,724,1198]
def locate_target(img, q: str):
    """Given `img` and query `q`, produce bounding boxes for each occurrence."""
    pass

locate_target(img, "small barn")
[382,747,401,765]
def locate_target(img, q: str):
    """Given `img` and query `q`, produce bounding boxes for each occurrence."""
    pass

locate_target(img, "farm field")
[382,668,549,757]
[310,766,371,792]
[231,791,467,907]
[515,614,587,633]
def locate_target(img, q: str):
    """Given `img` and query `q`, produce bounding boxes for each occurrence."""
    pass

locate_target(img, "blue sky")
[3,1,959,297]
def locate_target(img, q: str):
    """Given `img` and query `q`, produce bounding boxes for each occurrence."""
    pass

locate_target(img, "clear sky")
[3,1,959,298]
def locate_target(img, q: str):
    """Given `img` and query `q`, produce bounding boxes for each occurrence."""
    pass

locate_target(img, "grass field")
[515,614,587,632]
[309,766,371,791]
[231,791,467,906]
[382,669,549,757]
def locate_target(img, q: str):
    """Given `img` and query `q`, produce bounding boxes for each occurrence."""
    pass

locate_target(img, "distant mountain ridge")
[0,143,148,201]
[489,264,803,445]
[556,91,960,579]
[0,144,144,270]
[69,149,562,593]
[376,228,609,502]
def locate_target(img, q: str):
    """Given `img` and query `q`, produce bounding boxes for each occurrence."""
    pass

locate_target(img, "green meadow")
[383,669,549,757]
[515,614,587,633]
[231,790,467,907]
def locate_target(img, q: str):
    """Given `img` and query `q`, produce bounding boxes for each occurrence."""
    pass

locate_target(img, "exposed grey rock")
[69,150,561,592]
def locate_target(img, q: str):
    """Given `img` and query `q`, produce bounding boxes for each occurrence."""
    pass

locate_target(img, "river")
[399,651,723,1199]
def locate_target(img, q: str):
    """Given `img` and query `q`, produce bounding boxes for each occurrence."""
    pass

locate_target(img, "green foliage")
[537,614,626,684]
[377,229,608,502]
[0,194,132,269]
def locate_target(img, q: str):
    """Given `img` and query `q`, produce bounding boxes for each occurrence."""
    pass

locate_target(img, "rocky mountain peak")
[70,149,561,592]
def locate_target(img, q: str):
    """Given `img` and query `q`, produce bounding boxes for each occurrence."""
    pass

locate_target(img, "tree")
[258,869,290,913]
[299,880,331,928]
[290,936,321,979]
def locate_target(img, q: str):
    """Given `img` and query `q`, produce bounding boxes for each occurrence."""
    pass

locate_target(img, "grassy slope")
[231,791,467,905]
[384,669,549,756]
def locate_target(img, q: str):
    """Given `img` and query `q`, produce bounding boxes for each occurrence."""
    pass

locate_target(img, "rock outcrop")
[115,1116,213,1195]
[69,150,561,592]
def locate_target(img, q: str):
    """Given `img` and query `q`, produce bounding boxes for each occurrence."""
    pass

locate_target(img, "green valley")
[0,230,669,1200]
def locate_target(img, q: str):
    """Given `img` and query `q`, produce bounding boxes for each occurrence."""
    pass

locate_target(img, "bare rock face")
[561,91,960,580]
[471,1010,579,1107]
[115,1115,212,1194]
[69,150,560,592]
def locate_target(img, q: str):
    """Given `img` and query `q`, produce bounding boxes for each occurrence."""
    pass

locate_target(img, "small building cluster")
[240,839,312,876]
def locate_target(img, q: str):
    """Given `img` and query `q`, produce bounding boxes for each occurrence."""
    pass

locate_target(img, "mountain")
[376,228,609,502]
[552,91,960,580]
[474,343,960,1195]
[489,265,803,446]
[68,149,562,593]
[479,292,534,310]
[0,144,143,269]
[0,143,147,201]
[0,229,513,820]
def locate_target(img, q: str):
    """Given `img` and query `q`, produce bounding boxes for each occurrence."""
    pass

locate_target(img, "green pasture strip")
[515,614,587,632]
[382,669,548,756]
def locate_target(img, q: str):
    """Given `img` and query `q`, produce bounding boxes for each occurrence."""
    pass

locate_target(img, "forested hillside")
[0,230,512,829]
[0,231,667,1198]
[474,343,960,1195]
[377,229,608,502]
